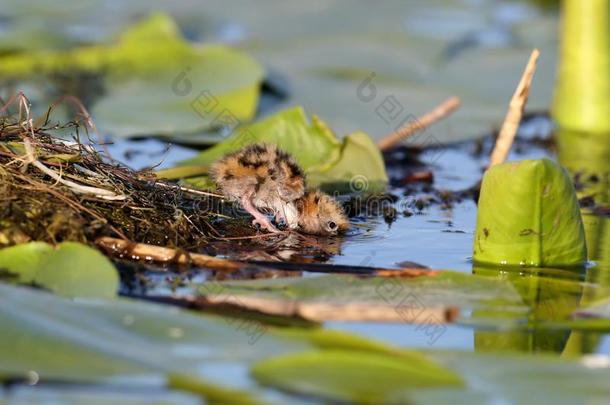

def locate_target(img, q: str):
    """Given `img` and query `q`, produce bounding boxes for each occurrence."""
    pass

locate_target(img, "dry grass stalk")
[96,236,243,271]
[489,49,540,166]
[98,236,443,278]
[376,96,461,151]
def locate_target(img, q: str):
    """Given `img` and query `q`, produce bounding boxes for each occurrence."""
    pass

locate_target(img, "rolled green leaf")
[473,159,587,267]
[552,0,610,133]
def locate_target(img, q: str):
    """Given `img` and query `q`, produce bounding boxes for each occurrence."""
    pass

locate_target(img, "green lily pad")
[0,13,264,139]
[473,159,587,267]
[251,349,463,404]
[2,282,441,403]
[36,242,118,299]
[0,242,53,283]
[0,283,286,403]
[158,106,388,192]
[0,242,118,299]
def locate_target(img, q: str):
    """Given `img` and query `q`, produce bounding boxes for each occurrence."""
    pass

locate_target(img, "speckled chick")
[293,190,349,235]
[210,143,305,232]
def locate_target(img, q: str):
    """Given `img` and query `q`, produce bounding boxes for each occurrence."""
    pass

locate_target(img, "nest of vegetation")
[0,112,226,249]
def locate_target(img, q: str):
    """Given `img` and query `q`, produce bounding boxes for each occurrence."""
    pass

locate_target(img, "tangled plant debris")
[0,101,228,249]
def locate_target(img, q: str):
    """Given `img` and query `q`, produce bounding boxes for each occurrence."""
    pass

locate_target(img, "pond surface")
[110,114,610,359]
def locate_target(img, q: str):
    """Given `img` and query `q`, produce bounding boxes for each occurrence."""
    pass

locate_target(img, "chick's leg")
[240,197,279,233]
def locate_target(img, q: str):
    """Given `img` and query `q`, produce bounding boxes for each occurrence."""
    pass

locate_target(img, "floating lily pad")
[2,282,450,403]
[0,242,53,283]
[0,242,118,298]
[0,13,264,139]
[0,283,289,403]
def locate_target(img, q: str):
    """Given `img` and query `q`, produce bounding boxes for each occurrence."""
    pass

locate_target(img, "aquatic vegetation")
[474,159,587,267]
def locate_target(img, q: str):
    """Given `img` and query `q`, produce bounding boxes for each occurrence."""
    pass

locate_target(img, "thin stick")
[153,181,224,198]
[376,96,461,151]
[489,49,540,166]
[248,260,440,278]
[96,237,243,271]
[96,236,442,277]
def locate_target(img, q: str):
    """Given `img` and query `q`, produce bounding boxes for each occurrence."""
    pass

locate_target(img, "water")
[111,114,609,359]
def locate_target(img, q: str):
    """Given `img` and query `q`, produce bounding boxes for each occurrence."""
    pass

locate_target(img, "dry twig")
[97,236,443,277]
[96,236,243,271]
[489,49,540,166]
[376,96,461,151]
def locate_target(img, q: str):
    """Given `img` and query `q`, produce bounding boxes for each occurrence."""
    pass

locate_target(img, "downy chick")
[210,143,305,232]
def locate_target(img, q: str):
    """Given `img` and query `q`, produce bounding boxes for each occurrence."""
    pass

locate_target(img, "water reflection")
[472,264,588,354]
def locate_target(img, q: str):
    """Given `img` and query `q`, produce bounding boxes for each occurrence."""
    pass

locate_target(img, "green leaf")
[0,283,294,402]
[36,242,119,299]
[0,242,118,299]
[306,130,388,193]
[251,349,463,404]
[552,0,610,133]
[0,13,264,138]
[0,242,53,283]
[473,159,587,267]
[158,106,388,192]
[1,282,445,403]
[170,106,340,170]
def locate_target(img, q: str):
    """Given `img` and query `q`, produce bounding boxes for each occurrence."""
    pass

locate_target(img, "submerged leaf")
[473,159,587,267]
[159,106,388,192]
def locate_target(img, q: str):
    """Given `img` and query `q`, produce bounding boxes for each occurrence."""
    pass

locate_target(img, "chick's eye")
[327,221,337,230]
